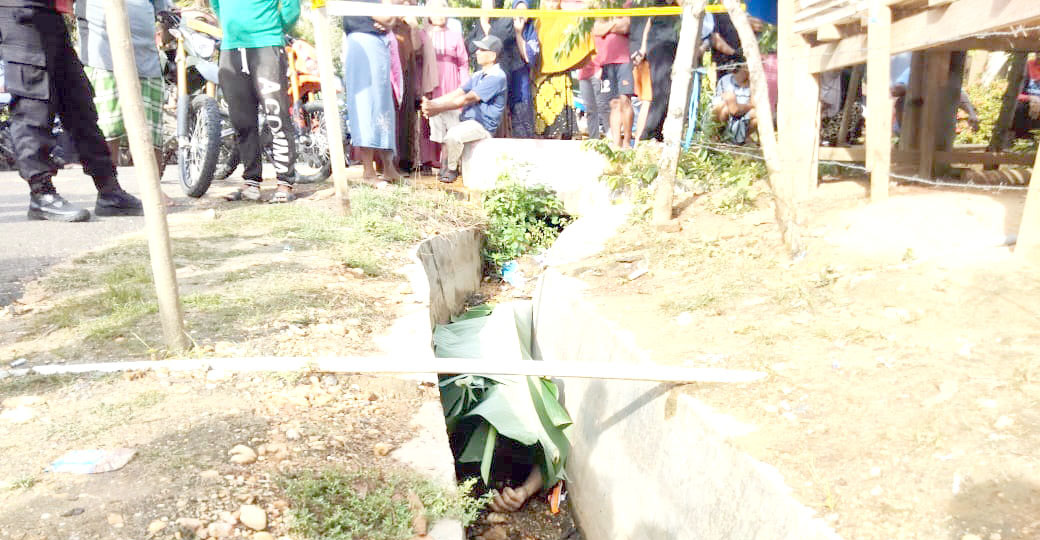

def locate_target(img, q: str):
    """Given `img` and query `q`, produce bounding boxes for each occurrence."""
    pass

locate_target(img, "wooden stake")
[898,52,924,153]
[836,64,863,147]
[1017,151,1040,264]
[652,0,707,226]
[310,6,351,214]
[23,356,768,384]
[865,0,891,202]
[918,51,949,179]
[104,0,189,351]
[723,0,803,255]
[777,0,820,200]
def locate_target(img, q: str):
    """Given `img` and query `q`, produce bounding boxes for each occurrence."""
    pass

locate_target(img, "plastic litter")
[47,448,137,474]
[500,261,526,288]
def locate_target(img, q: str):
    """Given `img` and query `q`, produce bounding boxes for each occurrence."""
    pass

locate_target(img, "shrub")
[482,179,572,268]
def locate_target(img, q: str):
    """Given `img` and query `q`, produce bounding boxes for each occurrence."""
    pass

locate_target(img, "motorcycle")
[216,34,337,186]
[160,9,227,197]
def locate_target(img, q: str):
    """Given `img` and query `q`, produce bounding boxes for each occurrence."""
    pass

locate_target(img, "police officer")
[0,0,143,222]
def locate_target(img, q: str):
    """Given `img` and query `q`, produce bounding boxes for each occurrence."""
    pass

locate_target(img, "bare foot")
[487,467,542,513]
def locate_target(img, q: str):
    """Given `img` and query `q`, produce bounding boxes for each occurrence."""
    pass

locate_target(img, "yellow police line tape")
[323,1,736,18]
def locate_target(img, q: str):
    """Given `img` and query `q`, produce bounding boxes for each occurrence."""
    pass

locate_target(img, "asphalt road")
[0,167,185,306]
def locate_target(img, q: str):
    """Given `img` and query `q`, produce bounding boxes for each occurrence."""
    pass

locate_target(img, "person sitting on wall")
[420,34,507,184]
[712,61,756,145]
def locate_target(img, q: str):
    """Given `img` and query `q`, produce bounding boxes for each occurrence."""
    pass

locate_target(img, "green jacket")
[213,0,300,50]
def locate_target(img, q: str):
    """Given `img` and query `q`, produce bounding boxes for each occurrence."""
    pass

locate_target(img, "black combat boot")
[95,187,144,217]
[28,192,91,222]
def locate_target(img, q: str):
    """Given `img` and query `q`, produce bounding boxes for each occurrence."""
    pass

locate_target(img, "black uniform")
[0,0,117,194]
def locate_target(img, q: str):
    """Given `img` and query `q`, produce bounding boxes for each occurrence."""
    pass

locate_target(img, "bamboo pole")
[652,0,707,227]
[836,65,863,147]
[987,52,1027,160]
[721,0,803,256]
[310,5,351,213]
[1016,151,1040,264]
[104,0,189,351]
[865,0,891,202]
[18,356,768,384]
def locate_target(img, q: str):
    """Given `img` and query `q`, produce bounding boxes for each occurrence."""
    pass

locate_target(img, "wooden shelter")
[775,0,1040,257]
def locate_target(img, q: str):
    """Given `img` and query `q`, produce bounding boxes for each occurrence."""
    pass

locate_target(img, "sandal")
[270,185,295,203]
[225,184,261,201]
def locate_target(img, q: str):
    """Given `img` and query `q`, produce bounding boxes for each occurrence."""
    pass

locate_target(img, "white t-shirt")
[714,73,751,106]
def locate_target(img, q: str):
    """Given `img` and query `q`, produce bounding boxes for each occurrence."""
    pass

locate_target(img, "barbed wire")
[685,139,1032,192]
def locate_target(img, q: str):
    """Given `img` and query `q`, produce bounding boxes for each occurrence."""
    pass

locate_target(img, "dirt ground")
[551,178,1040,540]
[0,370,440,539]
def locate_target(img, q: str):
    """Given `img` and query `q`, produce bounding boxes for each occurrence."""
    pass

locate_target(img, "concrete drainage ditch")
[412,216,842,540]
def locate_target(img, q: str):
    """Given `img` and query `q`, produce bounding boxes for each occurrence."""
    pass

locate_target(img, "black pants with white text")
[219,46,296,186]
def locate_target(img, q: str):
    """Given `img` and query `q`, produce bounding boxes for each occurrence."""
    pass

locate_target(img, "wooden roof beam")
[806,0,1040,73]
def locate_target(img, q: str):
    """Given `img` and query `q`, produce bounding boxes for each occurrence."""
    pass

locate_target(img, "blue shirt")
[460,64,507,134]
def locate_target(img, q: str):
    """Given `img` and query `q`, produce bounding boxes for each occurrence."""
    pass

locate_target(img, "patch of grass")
[0,373,83,398]
[9,475,38,490]
[47,390,167,442]
[208,186,483,276]
[284,470,488,540]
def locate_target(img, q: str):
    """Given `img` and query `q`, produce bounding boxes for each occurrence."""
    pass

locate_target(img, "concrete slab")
[460,139,613,216]
[532,269,842,540]
[409,227,484,327]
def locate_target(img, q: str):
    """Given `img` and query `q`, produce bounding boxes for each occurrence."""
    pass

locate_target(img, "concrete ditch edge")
[531,269,842,540]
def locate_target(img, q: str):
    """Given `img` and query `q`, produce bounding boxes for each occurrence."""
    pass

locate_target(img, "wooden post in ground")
[777,0,820,199]
[104,0,189,351]
[918,51,950,179]
[310,5,351,214]
[652,0,707,227]
[987,52,1027,161]
[865,0,891,202]
[724,0,803,255]
[898,52,924,152]
[836,64,863,147]
[934,52,966,177]
[1018,151,1040,263]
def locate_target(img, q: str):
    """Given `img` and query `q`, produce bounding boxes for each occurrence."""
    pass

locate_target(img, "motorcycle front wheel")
[294,101,333,184]
[177,94,222,197]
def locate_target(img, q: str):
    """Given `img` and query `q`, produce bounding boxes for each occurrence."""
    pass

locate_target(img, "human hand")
[374,20,388,32]
[968,115,980,131]
[420,97,433,117]
[514,16,527,31]
[1030,97,1040,120]
[488,485,530,513]
[630,49,645,65]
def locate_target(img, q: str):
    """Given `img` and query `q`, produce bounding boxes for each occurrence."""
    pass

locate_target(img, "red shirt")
[593,32,629,66]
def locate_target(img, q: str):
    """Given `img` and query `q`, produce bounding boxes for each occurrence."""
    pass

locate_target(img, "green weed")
[482,177,572,268]
[284,470,488,540]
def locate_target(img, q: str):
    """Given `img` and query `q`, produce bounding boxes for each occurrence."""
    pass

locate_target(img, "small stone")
[367,392,379,402]
[147,520,167,534]
[10,358,26,367]
[200,470,221,482]
[107,513,125,528]
[229,445,258,465]
[869,486,883,496]
[175,518,203,531]
[869,467,882,478]
[239,505,267,531]
[321,374,339,387]
[373,443,393,457]
[208,521,234,538]
[60,508,85,517]
[285,428,301,441]
[486,512,508,524]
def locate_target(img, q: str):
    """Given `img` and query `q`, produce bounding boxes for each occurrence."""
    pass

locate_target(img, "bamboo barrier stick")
[310,5,351,213]
[104,0,189,351]
[13,356,767,384]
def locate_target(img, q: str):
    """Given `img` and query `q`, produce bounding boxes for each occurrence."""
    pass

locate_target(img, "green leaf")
[481,424,498,485]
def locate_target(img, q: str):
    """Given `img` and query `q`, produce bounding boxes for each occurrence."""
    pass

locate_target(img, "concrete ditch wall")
[531,269,842,540]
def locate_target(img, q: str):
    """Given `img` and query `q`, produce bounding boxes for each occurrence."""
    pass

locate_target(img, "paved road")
[0,167,187,306]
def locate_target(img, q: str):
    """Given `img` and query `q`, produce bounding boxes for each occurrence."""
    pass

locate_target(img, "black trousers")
[219,46,296,185]
[0,6,116,193]
[641,40,678,141]
[1012,101,1040,140]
